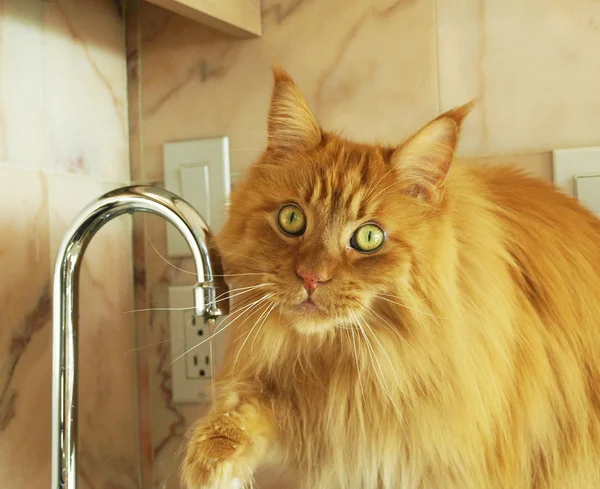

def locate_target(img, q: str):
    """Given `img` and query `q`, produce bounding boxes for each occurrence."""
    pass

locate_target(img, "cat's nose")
[296,268,331,294]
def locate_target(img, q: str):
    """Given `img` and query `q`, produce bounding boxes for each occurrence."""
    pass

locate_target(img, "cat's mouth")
[298,298,319,311]
[274,286,337,324]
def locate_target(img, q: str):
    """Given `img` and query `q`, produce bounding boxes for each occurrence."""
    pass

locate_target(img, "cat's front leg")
[182,391,275,489]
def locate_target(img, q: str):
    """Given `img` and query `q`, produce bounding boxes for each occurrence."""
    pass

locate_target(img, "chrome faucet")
[51,186,226,489]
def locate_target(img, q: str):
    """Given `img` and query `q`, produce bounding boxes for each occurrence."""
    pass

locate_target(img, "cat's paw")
[182,421,251,489]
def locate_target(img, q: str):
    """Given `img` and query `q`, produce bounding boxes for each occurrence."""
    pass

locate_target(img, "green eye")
[351,224,385,252]
[278,204,306,236]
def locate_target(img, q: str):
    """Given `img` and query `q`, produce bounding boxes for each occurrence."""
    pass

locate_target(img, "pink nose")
[296,269,330,294]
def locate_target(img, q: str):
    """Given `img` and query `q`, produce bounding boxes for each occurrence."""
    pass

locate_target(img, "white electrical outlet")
[184,311,213,380]
[553,146,600,217]
[163,137,231,257]
[168,285,224,404]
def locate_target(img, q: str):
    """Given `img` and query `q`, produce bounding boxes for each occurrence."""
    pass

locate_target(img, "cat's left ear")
[267,64,321,153]
[391,101,476,203]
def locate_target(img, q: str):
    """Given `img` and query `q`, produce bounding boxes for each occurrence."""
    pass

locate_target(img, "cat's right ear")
[391,101,476,203]
[267,64,321,153]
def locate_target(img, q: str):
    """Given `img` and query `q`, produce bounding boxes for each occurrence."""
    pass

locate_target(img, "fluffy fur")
[182,67,600,489]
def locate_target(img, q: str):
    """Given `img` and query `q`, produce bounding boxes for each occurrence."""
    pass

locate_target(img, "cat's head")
[218,67,474,335]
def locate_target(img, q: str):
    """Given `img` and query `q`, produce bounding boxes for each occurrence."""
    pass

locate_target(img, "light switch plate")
[164,137,231,257]
[553,146,600,198]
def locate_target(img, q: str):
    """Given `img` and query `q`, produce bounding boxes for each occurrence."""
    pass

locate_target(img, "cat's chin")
[291,318,336,335]
[280,303,336,335]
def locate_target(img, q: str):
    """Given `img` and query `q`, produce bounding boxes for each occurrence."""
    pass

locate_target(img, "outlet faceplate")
[185,312,213,380]
[168,285,224,404]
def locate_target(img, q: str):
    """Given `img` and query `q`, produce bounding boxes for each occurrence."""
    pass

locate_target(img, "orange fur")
[182,68,600,489]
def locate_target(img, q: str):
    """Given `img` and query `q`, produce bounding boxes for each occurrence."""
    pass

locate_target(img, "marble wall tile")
[43,0,129,181]
[0,2,3,161]
[47,175,139,489]
[437,0,600,156]
[0,2,3,162]
[0,0,46,167]
[2,1,135,487]
[127,0,143,183]
[132,214,155,488]
[0,166,50,488]
[139,0,440,181]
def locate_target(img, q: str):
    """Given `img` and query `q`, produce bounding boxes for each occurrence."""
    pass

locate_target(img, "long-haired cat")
[182,67,600,489]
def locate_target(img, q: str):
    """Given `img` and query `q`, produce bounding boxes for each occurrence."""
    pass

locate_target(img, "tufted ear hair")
[391,101,476,203]
[267,64,321,153]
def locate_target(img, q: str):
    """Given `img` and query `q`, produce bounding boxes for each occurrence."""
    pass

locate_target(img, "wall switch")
[168,285,225,404]
[553,146,600,217]
[163,137,231,257]
[553,146,600,195]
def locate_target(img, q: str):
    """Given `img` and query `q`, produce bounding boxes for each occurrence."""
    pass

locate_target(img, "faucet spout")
[51,185,226,489]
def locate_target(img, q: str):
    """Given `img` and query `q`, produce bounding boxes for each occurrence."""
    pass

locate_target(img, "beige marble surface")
[0,1,137,488]
[127,0,144,183]
[132,216,155,488]
[132,0,600,183]
[138,0,440,181]
[44,0,129,181]
[0,167,51,489]
[437,0,600,156]
[1,0,46,167]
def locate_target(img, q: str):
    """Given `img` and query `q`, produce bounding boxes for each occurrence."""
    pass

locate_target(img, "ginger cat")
[182,67,600,489]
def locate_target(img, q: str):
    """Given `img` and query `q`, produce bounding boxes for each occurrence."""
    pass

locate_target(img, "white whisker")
[122,285,271,315]
[251,302,278,351]
[232,300,274,373]
[147,236,268,278]
[354,299,414,352]
[360,315,402,381]
[169,294,273,365]
[365,178,404,205]
[351,312,404,427]
[219,294,276,345]
[212,283,274,303]
[348,318,366,403]
[147,235,196,275]
[123,306,195,314]
[125,336,175,354]
[358,313,410,442]
[363,165,397,203]
[213,272,265,277]
[123,297,264,354]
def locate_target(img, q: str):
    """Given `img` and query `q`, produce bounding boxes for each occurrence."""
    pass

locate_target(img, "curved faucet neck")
[52,185,225,489]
